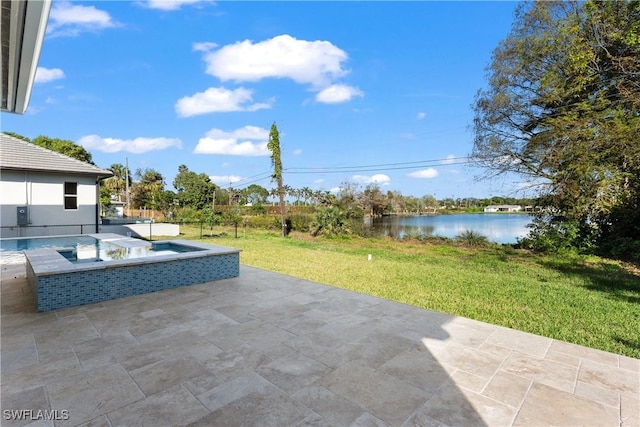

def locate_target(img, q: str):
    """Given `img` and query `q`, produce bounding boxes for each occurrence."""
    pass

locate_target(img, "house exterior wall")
[1,171,99,237]
[483,205,523,213]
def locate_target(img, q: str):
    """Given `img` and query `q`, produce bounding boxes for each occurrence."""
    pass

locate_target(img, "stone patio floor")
[1,259,639,427]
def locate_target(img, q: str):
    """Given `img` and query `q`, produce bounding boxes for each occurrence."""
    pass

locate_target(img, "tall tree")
[102,163,130,202]
[173,164,217,210]
[359,183,387,217]
[32,135,95,164]
[268,123,287,236]
[472,0,640,255]
[336,180,362,216]
[300,187,313,206]
[242,184,269,205]
[3,131,30,141]
[130,168,165,210]
[5,133,96,165]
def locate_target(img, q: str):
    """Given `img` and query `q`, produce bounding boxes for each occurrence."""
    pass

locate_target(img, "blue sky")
[2,0,525,199]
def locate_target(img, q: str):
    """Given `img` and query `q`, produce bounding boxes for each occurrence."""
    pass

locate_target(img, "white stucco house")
[483,205,523,213]
[0,133,113,237]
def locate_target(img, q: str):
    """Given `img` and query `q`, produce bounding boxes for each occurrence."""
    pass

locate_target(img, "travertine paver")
[1,258,638,427]
[500,351,579,392]
[319,364,428,426]
[513,383,619,426]
[107,385,209,426]
[416,380,516,426]
[46,364,146,427]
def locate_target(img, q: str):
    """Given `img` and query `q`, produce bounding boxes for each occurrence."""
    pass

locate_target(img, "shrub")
[599,237,640,263]
[309,207,352,236]
[517,214,596,254]
[455,230,490,247]
[175,206,204,223]
[249,204,267,215]
[245,215,281,230]
[402,226,429,241]
[288,213,313,232]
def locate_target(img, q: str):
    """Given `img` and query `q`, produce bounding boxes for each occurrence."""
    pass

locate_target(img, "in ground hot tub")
[12,233,240,312]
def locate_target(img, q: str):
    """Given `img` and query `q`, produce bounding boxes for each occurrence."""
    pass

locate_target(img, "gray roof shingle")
[0,133,113,178]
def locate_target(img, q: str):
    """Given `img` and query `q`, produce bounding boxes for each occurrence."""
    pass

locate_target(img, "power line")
[283,155,483,175]
[233,174,273,188]
[286,156,472,172]
[285,160,474,174]
[230,171,272,186]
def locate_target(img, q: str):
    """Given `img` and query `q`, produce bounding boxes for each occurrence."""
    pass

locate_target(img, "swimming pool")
[1,235,204,263]
[2,233,241,312]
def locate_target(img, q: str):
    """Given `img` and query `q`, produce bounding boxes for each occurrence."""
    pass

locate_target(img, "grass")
[168,225,640,358]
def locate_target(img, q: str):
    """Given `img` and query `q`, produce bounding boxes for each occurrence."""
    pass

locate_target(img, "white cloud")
[417,112,426,120]
[440,155,457,165]
[200,34,349,88]
[144,0,215,11]
[352,174,391,185]
[47,2,117,37]
[313,179,324,184]
[315,84,364,104]
[209,175,243,186]
[35,67,65,84]
[329,187,341,194]
[193,42,218,52]
[408,168,439,179]
[292,149,302,156]
[492,155,522,166]
[78,135,182,154]
[175,87,272,117]
[194,126,270,156]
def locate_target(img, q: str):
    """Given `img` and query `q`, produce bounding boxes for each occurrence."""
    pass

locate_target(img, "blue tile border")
[24,236,240,312]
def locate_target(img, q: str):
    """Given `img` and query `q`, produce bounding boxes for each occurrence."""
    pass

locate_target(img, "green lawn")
[171,225,640,358]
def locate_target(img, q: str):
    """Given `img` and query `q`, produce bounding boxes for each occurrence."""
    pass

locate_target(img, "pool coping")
[21,233,241,276]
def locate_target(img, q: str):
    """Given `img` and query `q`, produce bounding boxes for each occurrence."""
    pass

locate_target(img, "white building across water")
[483,205,523,213]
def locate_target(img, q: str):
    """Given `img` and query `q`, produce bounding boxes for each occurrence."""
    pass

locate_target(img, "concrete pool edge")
[23,234,241,312]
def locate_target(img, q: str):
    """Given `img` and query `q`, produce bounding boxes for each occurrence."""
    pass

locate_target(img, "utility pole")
[267,123,287,237]
[125,158,130,218]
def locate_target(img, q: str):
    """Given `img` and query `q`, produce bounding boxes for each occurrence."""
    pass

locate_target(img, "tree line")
[100,162,535,218]
[4,131,535,222]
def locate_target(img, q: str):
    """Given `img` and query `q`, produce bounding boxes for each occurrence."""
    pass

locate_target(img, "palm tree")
[103,163,129,202]
[301,187,313,206]
[131,168,165,211]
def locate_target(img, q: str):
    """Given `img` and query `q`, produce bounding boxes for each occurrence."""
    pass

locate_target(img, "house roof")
[0,133,113,178]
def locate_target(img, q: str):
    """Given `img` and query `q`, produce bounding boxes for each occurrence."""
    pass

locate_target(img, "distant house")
[0,133,112,237]
[104,197,126,218]
[483,205,523,213]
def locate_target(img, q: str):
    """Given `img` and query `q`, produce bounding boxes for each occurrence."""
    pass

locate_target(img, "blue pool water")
[0,236,202,263]
[0,235,101,252]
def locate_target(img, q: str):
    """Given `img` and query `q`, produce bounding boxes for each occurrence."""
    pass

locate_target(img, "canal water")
[369,213,532,244]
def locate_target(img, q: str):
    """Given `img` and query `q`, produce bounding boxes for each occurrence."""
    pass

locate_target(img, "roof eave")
[1,0,52,114]
[0,166,113,179]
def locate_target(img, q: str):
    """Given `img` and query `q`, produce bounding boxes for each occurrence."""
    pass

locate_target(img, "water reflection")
[369,213,531,244]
